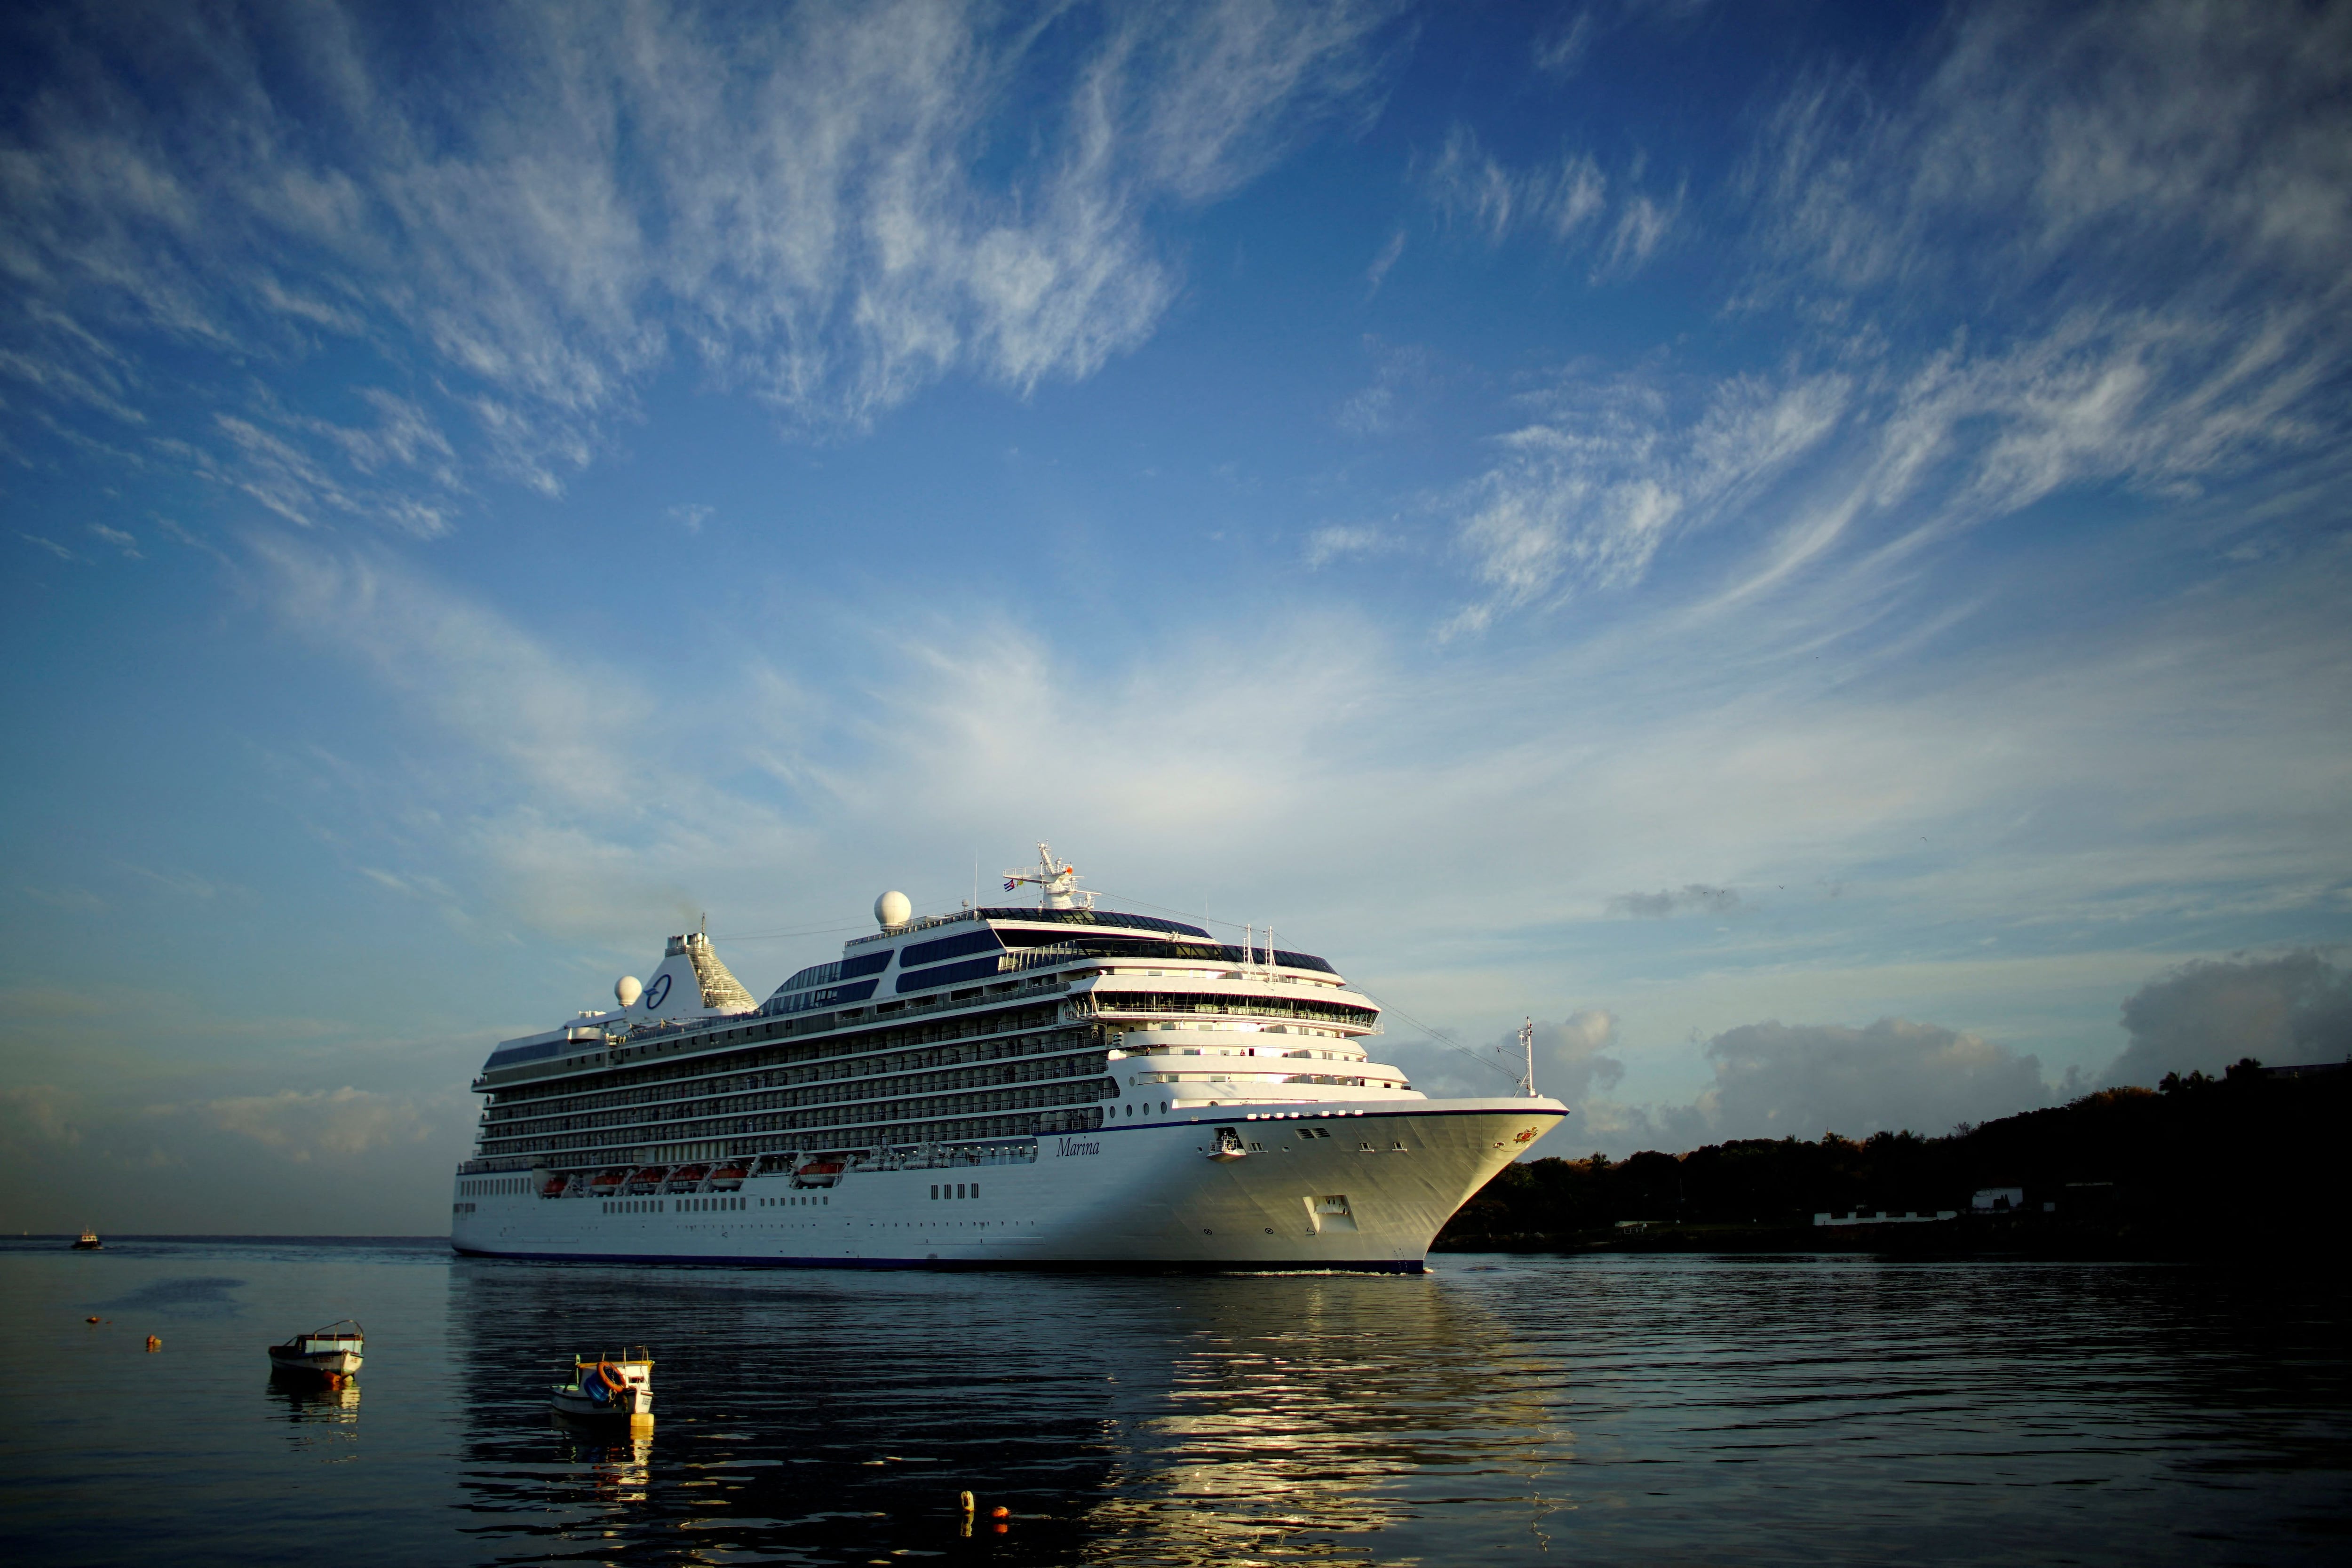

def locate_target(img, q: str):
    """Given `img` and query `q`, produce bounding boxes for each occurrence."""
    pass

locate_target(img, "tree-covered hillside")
[1436,1060,2348,1256]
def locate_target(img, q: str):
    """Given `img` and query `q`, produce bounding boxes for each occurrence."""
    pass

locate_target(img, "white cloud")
[1422,124,1612,247]
[1445,369,1848,632]
[0,0,1398,522]
[0,1085,83,1148]
[1433,3,2350,637]
[1752,0,2352,298]
[1597,182,1680,277]
[1536,1009,1623,1104]
[176,1086,437,1160]
[87,523,142,558]
[2105,950,2352,1086]
[1593,1016,2056,1147]
[1303,524,1400,567]
[17,533,89,564]
[1364,228,1406,296]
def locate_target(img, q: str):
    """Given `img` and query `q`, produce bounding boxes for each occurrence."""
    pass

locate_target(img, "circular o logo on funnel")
[640,973,673,1010]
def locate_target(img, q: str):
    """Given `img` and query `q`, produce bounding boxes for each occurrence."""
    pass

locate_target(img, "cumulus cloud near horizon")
[2104,950,2352,1087]
[161,1086,446,1162]
[1562,1015,2058,1156]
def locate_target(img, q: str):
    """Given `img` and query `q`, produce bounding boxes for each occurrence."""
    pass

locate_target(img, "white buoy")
[874,890,912,930]
[615,975,642,1008]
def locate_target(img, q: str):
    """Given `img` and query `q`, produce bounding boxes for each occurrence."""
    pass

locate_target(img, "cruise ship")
[451,849,1567,1271]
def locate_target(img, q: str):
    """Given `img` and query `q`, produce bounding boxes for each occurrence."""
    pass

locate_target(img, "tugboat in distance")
[72,1228,101,1250]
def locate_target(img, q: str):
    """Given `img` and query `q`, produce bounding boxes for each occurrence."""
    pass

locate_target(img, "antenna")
[1520,1017,1536,1098]
[1003,843,1084,910]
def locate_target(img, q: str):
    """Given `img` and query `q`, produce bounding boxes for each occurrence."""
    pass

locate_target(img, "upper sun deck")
[477,847,1374,1093]
[765,906,1347,1017]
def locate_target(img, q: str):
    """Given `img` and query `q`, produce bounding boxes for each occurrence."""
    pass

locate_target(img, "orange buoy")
[145,1335,161,1351]
[990,1506,1009,1519]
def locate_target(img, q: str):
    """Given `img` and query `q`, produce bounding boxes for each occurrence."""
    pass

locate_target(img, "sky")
[3,0,2349,1234]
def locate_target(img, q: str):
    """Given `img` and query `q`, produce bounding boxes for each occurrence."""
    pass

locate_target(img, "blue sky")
[5,0,2349,1232]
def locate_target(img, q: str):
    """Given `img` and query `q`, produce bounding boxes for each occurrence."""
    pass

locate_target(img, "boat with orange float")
[553,1347,654,1423]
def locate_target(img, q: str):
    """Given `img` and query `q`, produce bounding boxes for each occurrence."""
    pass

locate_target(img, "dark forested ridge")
[1435,1060,2350,1258]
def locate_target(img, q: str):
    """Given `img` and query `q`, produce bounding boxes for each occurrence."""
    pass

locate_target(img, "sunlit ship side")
[450,848,1566,1272]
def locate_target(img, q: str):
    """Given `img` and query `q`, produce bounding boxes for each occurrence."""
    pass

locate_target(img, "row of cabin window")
[487,1080,1110,1154]
[603,1196,826,1212]
[507,1110,1096,1171]
[459,1177,526,1195]
[489,1007,1067,1109]
[487,1035,1087,1125]
[932,1183,978,1200]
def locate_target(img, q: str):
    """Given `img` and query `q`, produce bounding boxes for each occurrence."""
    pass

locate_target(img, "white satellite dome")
[874,890,912,930]
[615,975,642,1008]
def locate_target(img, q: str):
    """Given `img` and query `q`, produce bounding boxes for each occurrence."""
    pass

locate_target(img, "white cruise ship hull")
[452,1098,1562,1273]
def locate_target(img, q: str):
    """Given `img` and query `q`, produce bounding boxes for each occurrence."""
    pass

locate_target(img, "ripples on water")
[2,1239,2344,1565]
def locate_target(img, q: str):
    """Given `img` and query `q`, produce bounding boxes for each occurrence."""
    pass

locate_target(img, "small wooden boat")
[72,1228,102,1250]
[553,1348,654,1424]
[268,1319,365,1380]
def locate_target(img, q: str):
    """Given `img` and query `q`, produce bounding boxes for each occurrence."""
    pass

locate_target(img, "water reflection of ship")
[448,1259,1568,1560]
[1086,1274,1572,1558]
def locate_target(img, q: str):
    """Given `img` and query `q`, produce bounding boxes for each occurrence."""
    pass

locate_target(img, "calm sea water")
[1,1239,2344,1566]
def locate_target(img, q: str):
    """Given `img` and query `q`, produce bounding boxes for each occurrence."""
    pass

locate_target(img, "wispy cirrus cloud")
[1442,0,2352,636]
[0,0,1400,531]
[1416,119,1685,282]
[1444,369,1848,634]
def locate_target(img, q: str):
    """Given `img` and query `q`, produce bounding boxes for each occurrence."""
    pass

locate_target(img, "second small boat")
[553,1348,654,1424]
[268,1319,365,1382]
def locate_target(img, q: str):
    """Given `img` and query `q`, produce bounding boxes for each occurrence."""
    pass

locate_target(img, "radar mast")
[1003,843,1091,910]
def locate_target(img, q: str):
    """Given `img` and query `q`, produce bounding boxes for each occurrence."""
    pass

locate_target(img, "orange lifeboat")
[625,1165,668,1195]
[708,1163,749,1191]
[666,1162,711,1193]
[540,1173,571,1199]
[792,1158,845,1189]
[588,1167,628,1194]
